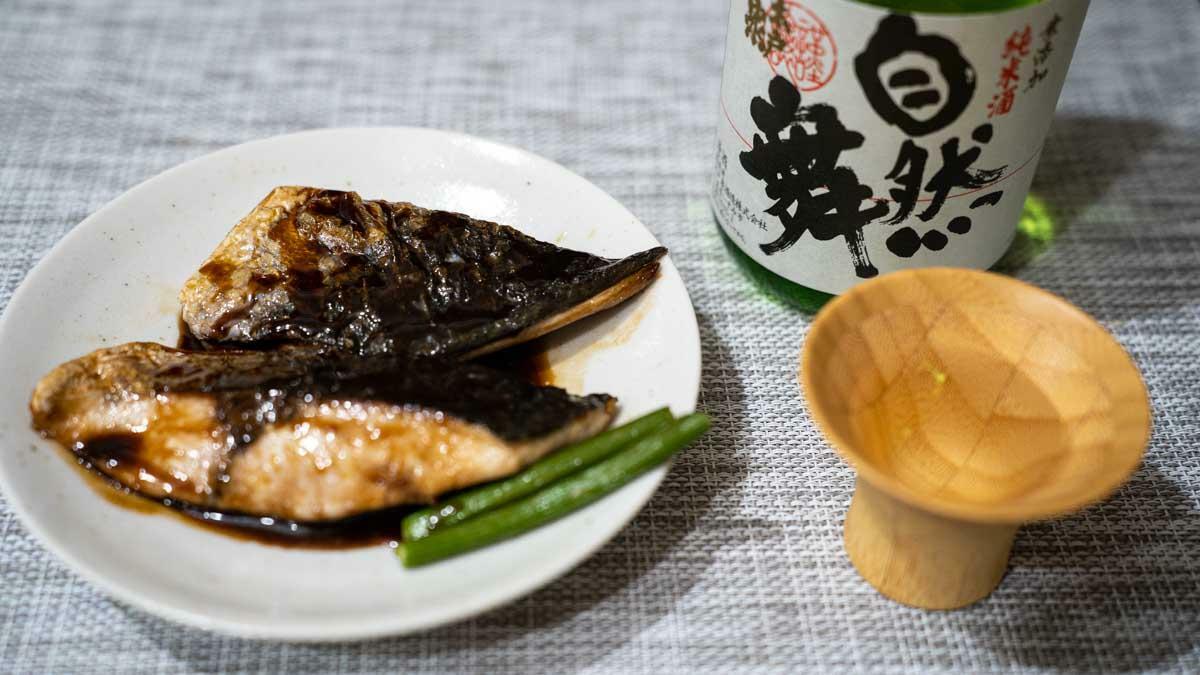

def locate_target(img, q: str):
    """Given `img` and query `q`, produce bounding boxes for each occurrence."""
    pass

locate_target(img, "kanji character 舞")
[739,75,888,278]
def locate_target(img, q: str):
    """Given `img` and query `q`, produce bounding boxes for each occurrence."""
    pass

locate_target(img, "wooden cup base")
[844,480,1018,610]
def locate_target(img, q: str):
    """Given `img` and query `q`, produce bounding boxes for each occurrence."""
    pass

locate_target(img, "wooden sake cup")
[801,268,1151,610]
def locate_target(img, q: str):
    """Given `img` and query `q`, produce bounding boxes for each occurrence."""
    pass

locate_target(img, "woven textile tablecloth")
[2,1,1198,672]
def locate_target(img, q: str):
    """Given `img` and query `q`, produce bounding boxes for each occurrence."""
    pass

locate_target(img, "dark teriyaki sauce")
[475,340,555,387]
[166,501,418,550]
[78,322,556,549]
[68,447,418,549]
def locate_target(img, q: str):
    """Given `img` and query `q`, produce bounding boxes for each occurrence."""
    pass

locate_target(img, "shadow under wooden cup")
[801,268,1151,610]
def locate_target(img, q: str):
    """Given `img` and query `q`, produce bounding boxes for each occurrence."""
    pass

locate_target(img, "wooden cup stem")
[844,479,1018,610]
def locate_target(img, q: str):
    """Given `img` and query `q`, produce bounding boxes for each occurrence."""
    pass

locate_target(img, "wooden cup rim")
[801,268,1151,525]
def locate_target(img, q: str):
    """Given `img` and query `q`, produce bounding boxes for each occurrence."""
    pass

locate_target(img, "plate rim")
[0,126,702,641]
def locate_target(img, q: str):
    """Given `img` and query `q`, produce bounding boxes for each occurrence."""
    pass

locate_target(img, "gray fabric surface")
[1,0,1197,672]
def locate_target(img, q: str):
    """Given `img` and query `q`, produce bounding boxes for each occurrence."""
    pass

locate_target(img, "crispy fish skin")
[179,187,666,357]
[30,343,615,521]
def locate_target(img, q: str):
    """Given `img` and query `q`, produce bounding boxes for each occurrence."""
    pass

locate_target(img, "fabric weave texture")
[0,1,1197,672]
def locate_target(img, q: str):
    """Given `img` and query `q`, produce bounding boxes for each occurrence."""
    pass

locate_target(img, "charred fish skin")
[30,343,616,522]
[179,187,666,358]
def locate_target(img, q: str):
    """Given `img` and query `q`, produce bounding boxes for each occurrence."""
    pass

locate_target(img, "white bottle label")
[711,0,1088,294]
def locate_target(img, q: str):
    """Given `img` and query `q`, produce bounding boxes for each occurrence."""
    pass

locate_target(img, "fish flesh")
[179,187,665,358]
[31,188,659,532]
[30,342,615,522]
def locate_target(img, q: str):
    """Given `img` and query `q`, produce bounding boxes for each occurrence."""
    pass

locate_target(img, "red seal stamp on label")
[745,0,837,91]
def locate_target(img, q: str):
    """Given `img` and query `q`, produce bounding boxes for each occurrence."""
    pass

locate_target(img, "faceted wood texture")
[802,268,1150,609]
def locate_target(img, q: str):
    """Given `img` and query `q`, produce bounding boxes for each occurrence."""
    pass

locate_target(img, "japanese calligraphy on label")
[712,0,1088,294]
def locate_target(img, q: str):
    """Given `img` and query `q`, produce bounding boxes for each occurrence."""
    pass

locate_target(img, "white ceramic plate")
[0,128,701,641]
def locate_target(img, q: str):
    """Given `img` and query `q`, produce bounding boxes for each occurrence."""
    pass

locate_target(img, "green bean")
[402,408,674,541]
[398,413,710,567]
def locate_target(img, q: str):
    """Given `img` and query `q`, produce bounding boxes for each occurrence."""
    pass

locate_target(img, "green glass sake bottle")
[713,0,1084,312]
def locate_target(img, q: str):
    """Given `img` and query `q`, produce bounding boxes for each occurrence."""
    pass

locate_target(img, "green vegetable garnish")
[398,413,710,567]
[402,407,675,540]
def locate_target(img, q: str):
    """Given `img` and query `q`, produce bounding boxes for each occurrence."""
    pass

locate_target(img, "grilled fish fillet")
[30,343,615,522]
[179,187,665,358]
